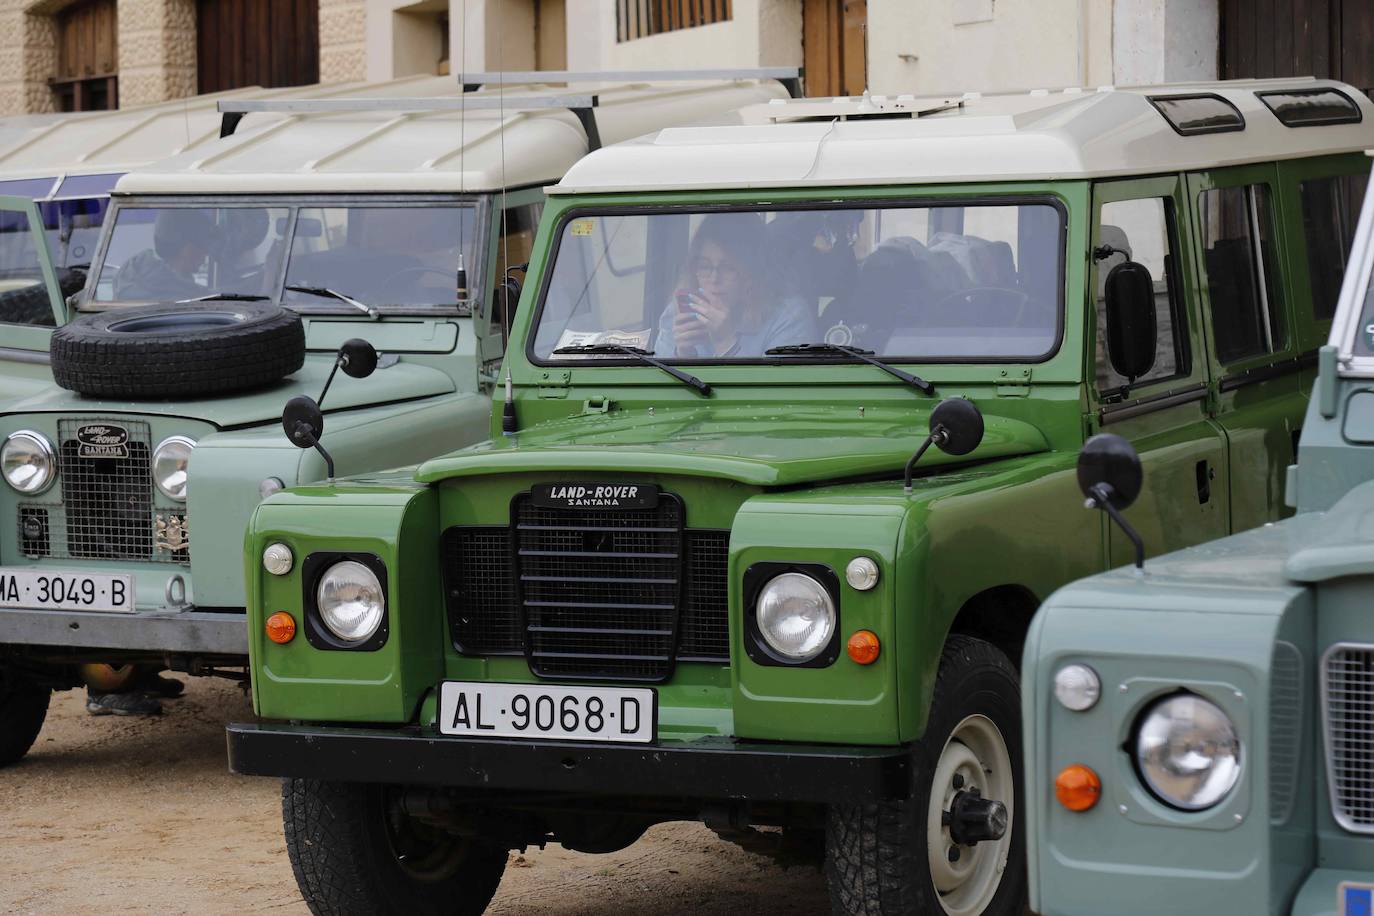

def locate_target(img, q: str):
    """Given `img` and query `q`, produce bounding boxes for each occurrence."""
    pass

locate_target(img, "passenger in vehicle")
[112,210,215,301]
[655,212,816,357]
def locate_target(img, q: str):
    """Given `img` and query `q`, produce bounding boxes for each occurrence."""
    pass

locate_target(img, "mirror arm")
[903,427,947,494]
[1085,482,1145,572]
[291,422,336,481]
[316,357,343,409]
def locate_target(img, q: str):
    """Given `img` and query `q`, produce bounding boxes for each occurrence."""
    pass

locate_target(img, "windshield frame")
[84,192,491,317]
[1333,163,1374,376]
[526,194,1069,368]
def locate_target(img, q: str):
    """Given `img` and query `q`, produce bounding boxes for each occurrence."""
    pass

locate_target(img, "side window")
[1300,172,1369,320]
[1095,197,1187,392]
[0,207,56,328]
[1198,184,1286,363]
[492,201,543,337]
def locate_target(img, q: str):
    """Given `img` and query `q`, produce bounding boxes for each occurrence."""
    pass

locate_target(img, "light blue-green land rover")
[1025,160,1374,915]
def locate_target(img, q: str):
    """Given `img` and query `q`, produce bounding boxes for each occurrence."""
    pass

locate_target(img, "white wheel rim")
[925,714,1014,916]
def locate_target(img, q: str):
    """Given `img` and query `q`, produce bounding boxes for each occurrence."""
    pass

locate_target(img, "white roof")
[0,74,457,183]
[554,78,1374,194]
[114,79,789,195]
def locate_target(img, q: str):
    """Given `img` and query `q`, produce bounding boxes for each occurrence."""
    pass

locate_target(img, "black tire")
[283,779,508,916]
[825,635,1025,916]
[0,266,83,326]
[0,670,51,767]
[51,301,305,398]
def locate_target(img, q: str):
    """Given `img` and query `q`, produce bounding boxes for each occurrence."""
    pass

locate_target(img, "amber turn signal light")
[266,611,296,644]
[1055,763,1102,811]
[847,630,881,665]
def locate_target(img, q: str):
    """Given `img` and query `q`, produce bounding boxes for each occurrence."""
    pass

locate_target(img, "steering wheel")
[931,286,1031,325]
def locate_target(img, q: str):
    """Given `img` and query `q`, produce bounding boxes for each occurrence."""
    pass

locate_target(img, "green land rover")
[227,80,1373,915]
[1023,165,1374,913]
[0,76,786,763]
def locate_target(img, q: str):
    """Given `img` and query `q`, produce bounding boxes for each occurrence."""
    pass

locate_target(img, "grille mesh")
[18,419,191,564]
[1324,643,1374,832]
[1269,640,1302,825]
[442,500,731,677]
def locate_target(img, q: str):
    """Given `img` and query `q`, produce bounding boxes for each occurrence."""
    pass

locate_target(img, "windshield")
[90,202,480,310]
[0,175,119,270]
[532,202,1064,362]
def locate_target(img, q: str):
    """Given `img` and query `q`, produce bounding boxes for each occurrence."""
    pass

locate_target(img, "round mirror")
[282,395,324,449]
[929,398,984,456]
[1077,433,1143,509]
[339,338,378,379]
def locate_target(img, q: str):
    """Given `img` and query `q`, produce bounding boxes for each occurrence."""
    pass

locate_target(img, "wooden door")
[1221,0,1374,97]
[52,0,118,111]
[803,0,867,97]
[197,0,320,94]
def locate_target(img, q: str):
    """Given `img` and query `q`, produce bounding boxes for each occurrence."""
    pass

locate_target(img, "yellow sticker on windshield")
[569,218,596,237]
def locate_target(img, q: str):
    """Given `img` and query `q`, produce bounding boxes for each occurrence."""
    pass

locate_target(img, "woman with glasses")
[655,212,816,358]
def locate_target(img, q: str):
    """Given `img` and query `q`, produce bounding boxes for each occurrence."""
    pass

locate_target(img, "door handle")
[1196,459,1213,505]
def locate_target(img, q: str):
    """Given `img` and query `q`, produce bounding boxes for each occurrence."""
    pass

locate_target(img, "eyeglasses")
[691,258,741,282]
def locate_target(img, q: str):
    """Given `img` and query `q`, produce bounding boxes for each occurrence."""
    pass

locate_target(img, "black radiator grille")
[441,499,730,679]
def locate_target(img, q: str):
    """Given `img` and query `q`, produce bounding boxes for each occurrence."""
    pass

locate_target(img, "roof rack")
[216,94,602,146]
[457,67,804,99]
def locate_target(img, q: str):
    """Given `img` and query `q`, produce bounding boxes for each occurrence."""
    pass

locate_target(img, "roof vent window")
[1258,88,1363,127]
[1149,94,1246,136]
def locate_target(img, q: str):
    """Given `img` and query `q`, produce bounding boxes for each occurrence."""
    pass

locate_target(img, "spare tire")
[51,301,305,398]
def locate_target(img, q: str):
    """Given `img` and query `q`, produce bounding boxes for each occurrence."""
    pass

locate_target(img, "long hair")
[685,212,772,332]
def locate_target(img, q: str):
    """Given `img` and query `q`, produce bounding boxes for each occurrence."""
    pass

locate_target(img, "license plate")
[1342,882,1374,916]
[438,681,655,743]
[0,568,135,613]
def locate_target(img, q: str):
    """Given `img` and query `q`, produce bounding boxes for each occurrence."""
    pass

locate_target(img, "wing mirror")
[1103,260,1157,383]
[279,338,378,480]
[904,398,985,493]
[1078,433,1146,571]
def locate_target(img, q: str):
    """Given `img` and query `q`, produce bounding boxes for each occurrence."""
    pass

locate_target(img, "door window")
[0,207,57,328]
[1198,184,1286,363]
[1299,172,1368,320]
[1095,197,1188,392]
[491,201,543,338]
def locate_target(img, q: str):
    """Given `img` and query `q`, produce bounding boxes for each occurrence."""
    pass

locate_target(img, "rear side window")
[1198,185,1286,363]
[1300,173,1369,320]
[1095,197,1187,392]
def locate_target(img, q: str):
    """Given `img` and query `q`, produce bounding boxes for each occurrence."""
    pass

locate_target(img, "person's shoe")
[139,674,185,699]
[85,691,162,717]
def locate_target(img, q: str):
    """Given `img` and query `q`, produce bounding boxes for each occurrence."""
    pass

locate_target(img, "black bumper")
[226,722,911,804]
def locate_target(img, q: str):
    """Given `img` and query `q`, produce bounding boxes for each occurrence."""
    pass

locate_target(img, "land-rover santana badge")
[530,483,659,510]
[75,424,130,459]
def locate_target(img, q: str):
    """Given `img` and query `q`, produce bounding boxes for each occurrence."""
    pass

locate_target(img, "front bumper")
[0,605,246,655]
[227,722,912,804]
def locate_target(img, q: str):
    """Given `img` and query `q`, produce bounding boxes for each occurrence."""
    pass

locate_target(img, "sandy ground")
[0,678,830,915]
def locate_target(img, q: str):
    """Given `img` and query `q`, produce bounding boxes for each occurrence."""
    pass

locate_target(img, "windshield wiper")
[284,285,380,319]
[552,344,712,396]
[176,292,269,302]
[766,343,934,395]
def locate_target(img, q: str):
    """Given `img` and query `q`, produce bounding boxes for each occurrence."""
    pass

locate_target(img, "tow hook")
[943,786,1008,846]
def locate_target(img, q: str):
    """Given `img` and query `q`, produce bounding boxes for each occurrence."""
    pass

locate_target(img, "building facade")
[0,0,1370,116]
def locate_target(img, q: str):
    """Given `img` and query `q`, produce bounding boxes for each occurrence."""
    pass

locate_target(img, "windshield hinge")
[537,369,572,398]
[994,367,1032,396]
[580,396,613,415]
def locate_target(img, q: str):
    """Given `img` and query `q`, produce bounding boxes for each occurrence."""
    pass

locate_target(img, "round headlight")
[756,572,836,662]
[1054,663,1101,711]
[152,435,195,501]
[1135,693,1242,810]
[316,560,385,644]
[2,431,55,494]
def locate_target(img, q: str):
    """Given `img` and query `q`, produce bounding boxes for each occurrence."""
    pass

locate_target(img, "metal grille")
[1324,642,1374,833]
[1269,640,1302,825]
[442,500,730,678]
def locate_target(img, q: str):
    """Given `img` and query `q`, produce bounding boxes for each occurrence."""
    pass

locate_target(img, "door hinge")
[537,369,572,398]
[995,367,1031,396]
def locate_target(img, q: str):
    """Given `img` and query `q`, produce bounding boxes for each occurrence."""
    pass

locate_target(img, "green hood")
[3,354,455,428]
[415,403,1049,488]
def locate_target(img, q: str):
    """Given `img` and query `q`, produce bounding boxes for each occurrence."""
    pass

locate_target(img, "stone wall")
[0,0,61,114]
[320,0,366,83]
[116,0,195,107]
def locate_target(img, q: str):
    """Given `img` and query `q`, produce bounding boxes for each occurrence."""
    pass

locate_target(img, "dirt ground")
[0,678,830,915]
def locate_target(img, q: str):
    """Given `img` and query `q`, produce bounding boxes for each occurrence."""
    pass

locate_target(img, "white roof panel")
[554,78,1374,194]
[114,79,789,195]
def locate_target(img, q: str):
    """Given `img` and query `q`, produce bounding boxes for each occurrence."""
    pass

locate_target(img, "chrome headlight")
[756,572,836,662]
[152,435,195,501]
[316,560,385,644]
[2,431,55,494]
[1135,693,1242,810]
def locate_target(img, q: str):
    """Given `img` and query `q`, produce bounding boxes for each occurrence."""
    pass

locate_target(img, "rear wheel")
[825,635,1024,915]
[283,778,508,916]
[0,669,50,767]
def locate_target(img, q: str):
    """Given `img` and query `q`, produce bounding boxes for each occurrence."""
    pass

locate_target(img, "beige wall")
[116,0,195,107]
[322,0,367,83]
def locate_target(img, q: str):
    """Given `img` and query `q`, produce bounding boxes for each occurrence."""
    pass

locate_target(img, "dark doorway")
[1221,0,1374,97]
[803,0,867,97]
[197,0,320,93]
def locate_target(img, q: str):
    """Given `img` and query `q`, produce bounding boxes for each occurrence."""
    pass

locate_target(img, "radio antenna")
[455,0,469,301]
[496,0,517,437]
